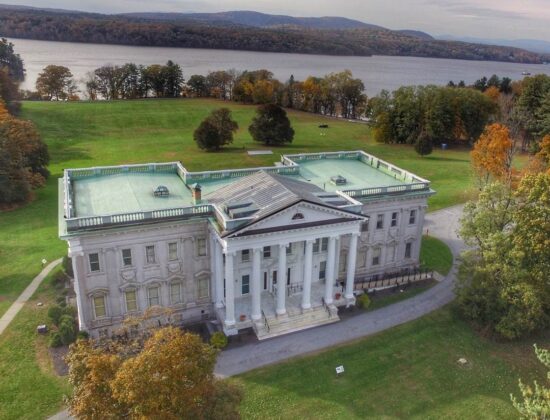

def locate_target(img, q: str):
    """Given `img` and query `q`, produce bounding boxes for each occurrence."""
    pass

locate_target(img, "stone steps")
[253,305,340,340]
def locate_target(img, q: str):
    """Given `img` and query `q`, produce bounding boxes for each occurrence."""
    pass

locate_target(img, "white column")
[302,239,314,310]
[324,236,337,304]
[224,251,235,327]
[214,240,224,308]
[276,243,287,315]
[71,253,87,331]
[251,248,261,321]
[345,233,359,299]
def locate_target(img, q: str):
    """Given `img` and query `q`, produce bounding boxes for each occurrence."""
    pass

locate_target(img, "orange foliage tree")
[66,327,242,419]
[471,123,515,186]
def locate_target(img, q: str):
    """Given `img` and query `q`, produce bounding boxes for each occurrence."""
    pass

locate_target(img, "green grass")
[0,267,71,420]
[0,98,476,317]
[233,307,549,419]
[366,282,436,311]
[420,235,454,275]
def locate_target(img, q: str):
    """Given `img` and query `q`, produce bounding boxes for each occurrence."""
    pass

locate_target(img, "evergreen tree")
[414,131,433,157]
[194,108,238,151]
[248,104,294,146]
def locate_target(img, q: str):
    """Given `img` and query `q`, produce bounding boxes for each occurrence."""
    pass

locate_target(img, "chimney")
[191,183,202,205]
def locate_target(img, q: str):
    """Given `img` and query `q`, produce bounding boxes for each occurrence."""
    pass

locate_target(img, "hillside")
[0,5,548,63]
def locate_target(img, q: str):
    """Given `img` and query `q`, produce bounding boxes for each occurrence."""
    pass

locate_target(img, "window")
[197,238,207,256]
[170,282,183,304]
[339,252,347,273]
[321,237,329,252]
[372,248,381,266]
[263,246,271,259]
[361,221,369,232]
[241,249,250,262]
[168,242,178,261]
[145,246,156,264]
[125,289,137,312]
[286,243,292,255]
[89,253,100,272]
[263,272,268,290]
[391,212,398,227]
[376,214,384,229]
[241,275,250,295]
[405,242,412,259]
[198,278,209,299]
[319,261,327,280]
[93,295,106,318]
[313,238,320,253]
[147,286,160,307]
[409,210,417,225]
[388,245,396,263]
[121,249,132,267]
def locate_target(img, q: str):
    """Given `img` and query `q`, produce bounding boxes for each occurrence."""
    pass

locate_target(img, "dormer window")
[292,212,304,221]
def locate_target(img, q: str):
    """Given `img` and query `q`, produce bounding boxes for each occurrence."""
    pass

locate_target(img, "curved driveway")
[215,205,465,377]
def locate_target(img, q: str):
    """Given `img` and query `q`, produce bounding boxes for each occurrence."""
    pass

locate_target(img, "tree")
[0,67,21,114]
[511,345,550,419]
[249,104,294,146]
[36,65,77,100]
[162,60,184,97]
[66,327,242,419]
[414,131,433,157]
[0,38,24,82]
[194,108,238,151]
[187,75,209,97]
[456,173,550,339]
[471,123,514,186]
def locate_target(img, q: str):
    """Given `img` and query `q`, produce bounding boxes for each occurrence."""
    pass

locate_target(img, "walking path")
[48,205,464,419]
[214,205,465,377]
[0,258,63,336]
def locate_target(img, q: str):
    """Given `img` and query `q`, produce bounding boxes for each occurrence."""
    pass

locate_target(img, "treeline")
[30,64,368,119]
[372,73,550,150]
[1,7,549,63]
[0,39,50,206]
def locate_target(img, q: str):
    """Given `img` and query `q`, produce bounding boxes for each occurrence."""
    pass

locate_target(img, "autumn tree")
[36,65,77,100]
[66,327,242,419]
[511,345,550,418]
[194,108,238,151]
[249,103,294,146]
[471,123,514,186]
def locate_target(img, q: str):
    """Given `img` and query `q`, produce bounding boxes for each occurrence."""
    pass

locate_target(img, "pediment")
[226,200,364,238]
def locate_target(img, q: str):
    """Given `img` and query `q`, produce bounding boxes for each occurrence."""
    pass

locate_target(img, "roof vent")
[330,175,347,185]
[153,185,170,197]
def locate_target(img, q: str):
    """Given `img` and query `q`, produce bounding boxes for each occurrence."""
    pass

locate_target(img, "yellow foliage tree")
[483,85,500,103]
[471,123,514,186]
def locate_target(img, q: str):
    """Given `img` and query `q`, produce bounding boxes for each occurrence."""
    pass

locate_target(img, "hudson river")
[10,38,550,96]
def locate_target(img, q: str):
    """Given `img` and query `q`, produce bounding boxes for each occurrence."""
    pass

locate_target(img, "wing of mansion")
[59,151,435,339]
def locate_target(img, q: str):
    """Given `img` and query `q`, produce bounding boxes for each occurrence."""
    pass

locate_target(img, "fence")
[353,268,434,291]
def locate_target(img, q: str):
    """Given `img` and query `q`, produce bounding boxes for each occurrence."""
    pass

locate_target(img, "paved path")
[215,205,465,377]
[0,258,63,336]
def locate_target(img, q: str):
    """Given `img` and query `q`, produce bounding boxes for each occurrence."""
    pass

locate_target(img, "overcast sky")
[7,0,550,40]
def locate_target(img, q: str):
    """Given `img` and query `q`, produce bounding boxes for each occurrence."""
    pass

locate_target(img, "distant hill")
[438,35,550,55]
[0,4,548,64]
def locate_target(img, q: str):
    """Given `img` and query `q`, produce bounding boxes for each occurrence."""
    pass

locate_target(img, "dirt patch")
[49,346,70,376]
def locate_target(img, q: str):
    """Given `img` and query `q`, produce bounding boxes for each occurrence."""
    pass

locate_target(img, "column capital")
[305,238,315,245]
[278,242,289,249]
[224,250,236,257]
[252,247,262,255]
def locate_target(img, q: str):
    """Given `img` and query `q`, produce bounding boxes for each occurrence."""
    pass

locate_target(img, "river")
[9,37,550,97]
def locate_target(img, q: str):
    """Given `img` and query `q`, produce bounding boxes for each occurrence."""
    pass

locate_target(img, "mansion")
[59,151,434,339]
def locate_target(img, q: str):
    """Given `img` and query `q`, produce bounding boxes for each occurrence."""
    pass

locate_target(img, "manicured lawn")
[0,267,71,420]
[233,307,549,419]
[419,235,454,276]
[0,98,475,317]
[366,281,436,311]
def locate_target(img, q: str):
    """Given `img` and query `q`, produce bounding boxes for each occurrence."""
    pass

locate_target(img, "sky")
[6,0,550,40]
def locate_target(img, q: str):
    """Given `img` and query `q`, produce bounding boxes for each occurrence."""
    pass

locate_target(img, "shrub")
[77,331,89,340]
[48,304,76,326]
[59,315,76,345]
[53,270,67,289]
[210,331,228,349]
[49,331,63,348]
[62,255,73,278]
[357,293,371,309]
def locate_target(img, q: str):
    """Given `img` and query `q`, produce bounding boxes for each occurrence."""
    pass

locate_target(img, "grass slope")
[420,235,454,276]
[233,308,549,419]
[0,267,71,420]
[0,98,475,316]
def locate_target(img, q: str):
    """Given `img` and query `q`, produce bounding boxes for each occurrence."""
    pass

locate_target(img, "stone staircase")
[253,304,340,340]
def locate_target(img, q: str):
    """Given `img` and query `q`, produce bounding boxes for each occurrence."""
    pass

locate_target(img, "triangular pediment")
[225,200,365,238]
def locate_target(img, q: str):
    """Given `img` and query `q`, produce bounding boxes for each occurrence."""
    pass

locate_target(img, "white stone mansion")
[59,151,434,339]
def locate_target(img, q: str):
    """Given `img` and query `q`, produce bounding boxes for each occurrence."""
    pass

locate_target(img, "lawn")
[233,307,549,419]
[0,98,475,317]
[419,235,454,276]
[0,267,71,420]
